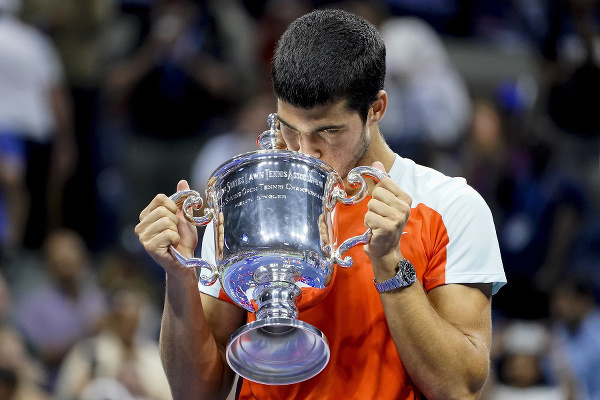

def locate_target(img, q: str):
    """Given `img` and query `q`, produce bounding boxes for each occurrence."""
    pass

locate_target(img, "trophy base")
[226,317,329,385]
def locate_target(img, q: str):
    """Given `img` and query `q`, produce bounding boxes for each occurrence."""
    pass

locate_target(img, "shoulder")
[200,132,240,153]
[0,20,63,75]
[0,19,51,51]
[389,155,488,218]
[192,132,253,186]
[391,156,505,293]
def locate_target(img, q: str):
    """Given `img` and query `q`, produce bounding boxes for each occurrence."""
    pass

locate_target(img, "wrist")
[160,247,196,276]
[164,263,197,284]
[370,249,404,282]
[373,258,417,293]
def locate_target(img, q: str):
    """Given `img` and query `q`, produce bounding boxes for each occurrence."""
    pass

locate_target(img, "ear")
[368,90,387,126]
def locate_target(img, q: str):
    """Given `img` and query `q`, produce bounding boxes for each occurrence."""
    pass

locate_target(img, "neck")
[359,124,396,172]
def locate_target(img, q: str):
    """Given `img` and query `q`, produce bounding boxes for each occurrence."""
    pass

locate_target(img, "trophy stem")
[253,265,302,320]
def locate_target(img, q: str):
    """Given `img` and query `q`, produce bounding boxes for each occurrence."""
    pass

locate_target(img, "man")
[54,287,172,400]
[14,229,107,390]
[549,279,600,400]
[135,9,506,400]
[0,0,76,252]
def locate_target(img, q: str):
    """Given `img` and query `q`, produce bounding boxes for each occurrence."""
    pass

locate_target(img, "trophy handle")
[170,190,214,225]
[168,190,218,285]
[331,166,388,268]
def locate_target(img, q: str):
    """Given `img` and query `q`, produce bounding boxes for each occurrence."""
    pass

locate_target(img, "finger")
[371,161,385,172]
[217,212,225,236]
[367,197,398,220]
[177,179,190,191]
[364,194,411,237]
[140,202,180,230]
[144,228,181,257]
[139,193,178,221]
[371,185,401,206]
[151,206,180,230]
[372,179,412,206]
[136,212,179,244]
[364,209,398,233]
[369,189,411,220]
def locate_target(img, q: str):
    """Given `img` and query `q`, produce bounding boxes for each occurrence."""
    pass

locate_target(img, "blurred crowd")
[0,0,599,399]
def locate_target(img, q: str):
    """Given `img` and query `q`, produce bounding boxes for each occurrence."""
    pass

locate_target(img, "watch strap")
[373,259,416,293]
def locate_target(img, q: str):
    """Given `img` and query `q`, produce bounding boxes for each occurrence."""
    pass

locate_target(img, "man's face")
[276,99,370,179]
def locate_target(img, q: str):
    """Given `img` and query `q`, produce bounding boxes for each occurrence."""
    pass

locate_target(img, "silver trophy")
[169,114,386,385]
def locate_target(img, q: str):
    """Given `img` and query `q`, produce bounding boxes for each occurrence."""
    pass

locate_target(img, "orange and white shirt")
[199,154,506,399]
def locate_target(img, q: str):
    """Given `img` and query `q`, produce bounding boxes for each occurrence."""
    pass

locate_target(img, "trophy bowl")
[169,114,386,385]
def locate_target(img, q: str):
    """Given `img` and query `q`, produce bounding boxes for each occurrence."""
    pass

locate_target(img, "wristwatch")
[373,259,417,293]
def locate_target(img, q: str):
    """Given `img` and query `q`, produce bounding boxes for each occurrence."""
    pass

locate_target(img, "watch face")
[374,260,417,292]
[404,267,417,284]
[401,261,417,284]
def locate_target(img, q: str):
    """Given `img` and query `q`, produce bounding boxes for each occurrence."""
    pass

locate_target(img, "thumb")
[371,161,385,172]
[177,179,190,191]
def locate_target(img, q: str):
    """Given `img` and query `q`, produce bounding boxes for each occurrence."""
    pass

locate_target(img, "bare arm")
[365,163,494,399]
[135,180,246,400]
[161,270,245,400]
[378,280,492,399]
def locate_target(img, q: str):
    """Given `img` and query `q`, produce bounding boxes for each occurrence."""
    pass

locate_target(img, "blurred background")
[0,0,599,399]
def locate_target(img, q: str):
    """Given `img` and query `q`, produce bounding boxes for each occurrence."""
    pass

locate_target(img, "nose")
[298,133,322,159]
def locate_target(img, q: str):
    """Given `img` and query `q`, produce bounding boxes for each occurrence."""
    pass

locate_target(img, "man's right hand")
[135,179,199,273]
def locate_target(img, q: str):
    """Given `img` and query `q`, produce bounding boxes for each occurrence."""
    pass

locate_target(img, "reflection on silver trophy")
[169,114,386,385]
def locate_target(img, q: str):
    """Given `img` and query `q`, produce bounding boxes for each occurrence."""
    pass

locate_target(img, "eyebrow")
[277,116,346,134]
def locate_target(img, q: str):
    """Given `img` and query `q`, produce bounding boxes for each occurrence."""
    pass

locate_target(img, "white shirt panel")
[198,221,221,297]
[388,155,506,294]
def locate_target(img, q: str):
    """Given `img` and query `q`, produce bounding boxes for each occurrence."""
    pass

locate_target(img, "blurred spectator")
[77,376,147,400]
[568,214,600,293]
[106,0,239,235]
[190,92,277,196]
[0,272,49,400]
[53,287,171,400]
[492,138,587,320]
[253,0,312,91]
[548,279,600,400]
[13,229,107,391]
[0,329,49,400]
[207,0,264,100]
[325,0,389,27]
[484,320,572,400]
[362,0,458,34]
[378,16,472,170]
[21,0,117,92]
[0,132,26,259]
[461,99,507,220]
[0,367,17,400]
[0,270,9,323]
[21,0,118,249]
[543,0,600,139]
[97,248,163,332]
[0,0,76,255]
